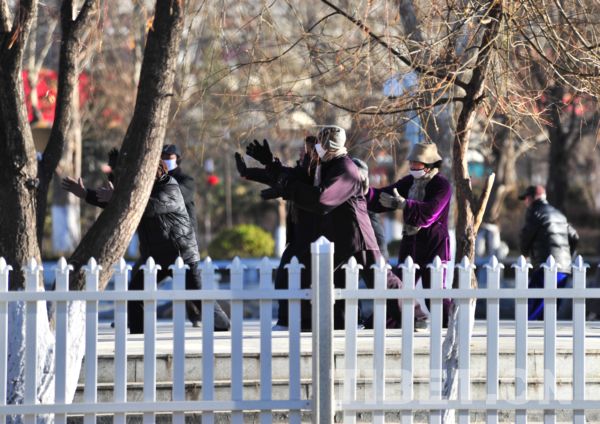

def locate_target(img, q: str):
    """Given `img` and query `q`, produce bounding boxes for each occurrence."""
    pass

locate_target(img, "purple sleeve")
[366,176,412,213]
[403,177,451,228]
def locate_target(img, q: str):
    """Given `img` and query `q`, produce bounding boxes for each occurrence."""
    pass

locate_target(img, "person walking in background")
[519,184,579,320]
[366,141,452,329]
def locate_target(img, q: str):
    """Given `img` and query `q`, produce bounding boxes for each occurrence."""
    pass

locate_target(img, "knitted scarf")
[403,168,439,236]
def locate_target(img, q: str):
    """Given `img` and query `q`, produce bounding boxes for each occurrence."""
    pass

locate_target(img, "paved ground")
[95,320,600,356]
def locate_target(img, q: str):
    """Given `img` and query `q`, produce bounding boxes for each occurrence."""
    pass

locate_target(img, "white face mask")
[163,159,177,171]
[409,168,427,179]
[315,143,327,159]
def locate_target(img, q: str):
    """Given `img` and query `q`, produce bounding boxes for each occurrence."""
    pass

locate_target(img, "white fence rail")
[1,237,600,423]
[0,256,311,423]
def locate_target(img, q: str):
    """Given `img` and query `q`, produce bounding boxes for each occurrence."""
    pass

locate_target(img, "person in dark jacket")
[518,184,579,320]
[161,144,199,242]
[235,136,319,330]
[366,142,452,328]
[62,157,230,333]
[262,126,402,329]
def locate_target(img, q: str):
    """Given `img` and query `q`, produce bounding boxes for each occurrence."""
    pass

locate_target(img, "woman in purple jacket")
[366,142,452,327]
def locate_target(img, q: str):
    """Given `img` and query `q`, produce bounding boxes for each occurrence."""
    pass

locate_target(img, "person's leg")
[556,272,571,320]
[184,263,201,325]
[528,268,545,320]
[274,249,296,328]
[187,262,230,330]
[127,264,147,334]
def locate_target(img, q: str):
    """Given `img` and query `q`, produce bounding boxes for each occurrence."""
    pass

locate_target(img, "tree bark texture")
[545,85,570,212]
[0,1,41,289]
[35,0,98,249]
[68,0,185,291]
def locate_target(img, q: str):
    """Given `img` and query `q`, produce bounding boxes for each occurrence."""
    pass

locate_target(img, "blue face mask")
[163,159,177,171]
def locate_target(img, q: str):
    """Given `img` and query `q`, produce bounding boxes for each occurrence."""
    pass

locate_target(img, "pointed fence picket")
[2,240,600,423]
[0,259,11,424]
[24,259,41,424]
[428,257,445,424]
[54,258,71,424]
[228,257,245,424]
[112,259,130,424]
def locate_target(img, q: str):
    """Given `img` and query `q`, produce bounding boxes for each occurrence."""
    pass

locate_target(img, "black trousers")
[275,249,402,331]
[127,259,231,334]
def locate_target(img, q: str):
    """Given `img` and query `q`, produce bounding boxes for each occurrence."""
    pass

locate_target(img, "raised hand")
[234,152,247,177]
[96,181,114,203]
[245,139,273,165]
[61,176,87,199]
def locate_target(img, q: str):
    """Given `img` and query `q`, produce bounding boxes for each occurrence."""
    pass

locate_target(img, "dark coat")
[367,173,452,267]
[85,176,200,264]
[168,167,199,242]
[137,175,200,264]
[243,158,319,257]
[286,155,379,260]
[520,199,579,273]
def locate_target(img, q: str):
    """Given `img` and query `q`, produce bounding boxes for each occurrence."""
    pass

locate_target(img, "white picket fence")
[0,236,599,423]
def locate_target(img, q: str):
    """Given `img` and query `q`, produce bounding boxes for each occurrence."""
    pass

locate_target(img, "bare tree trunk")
[36,0,98,250]
[0,1,41,290]
[442,2,502,422]
[1,1,185,420]
[51,85,82,256]
[545,85,569,211]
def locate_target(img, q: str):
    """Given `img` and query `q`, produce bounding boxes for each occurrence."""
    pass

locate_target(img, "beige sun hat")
[406,142,442,164]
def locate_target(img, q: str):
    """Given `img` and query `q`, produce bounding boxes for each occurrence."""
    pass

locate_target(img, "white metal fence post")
[542,256,557,424]
[23,258,42,424]
[572,256,588,424]
[259,256,275,424]
[54,258,72,424]
[342,257,361,424]
[428,257,444,424]
[0,258,11,424]
[228,257,245,424]
[112,258,130,424]
[286,256,305,424]
[142,257,159,424]
[170,257,188,424]
[513,255,531,424]
[200,257,217,424]
[83,258,101,424]
[372,256,389,424]
[457,256,474,424]
[311,237,334,424]
[484,256,503,424]
[399,256,417,424]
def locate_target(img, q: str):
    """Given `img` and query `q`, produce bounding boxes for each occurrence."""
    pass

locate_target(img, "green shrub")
[208,224,275,259]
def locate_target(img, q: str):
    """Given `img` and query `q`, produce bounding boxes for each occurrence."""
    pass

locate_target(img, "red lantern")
[207,174,220,186]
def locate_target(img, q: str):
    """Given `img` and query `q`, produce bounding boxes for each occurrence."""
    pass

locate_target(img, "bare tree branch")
[473,172,495,234]
[0,0,11,32]
[319,0,469,90]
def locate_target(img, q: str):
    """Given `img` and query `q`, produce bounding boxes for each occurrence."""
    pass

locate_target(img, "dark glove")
[260,187,282,200]
[246,139,273,165]
[234,152,247,177]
